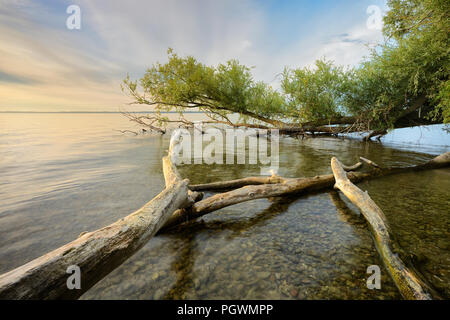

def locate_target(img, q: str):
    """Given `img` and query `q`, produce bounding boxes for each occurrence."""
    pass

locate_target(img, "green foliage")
[123,49,286,127]
[281,59,352,123]
[380,0,450,123]
[432,80,450,123]
[383,0,449,41]
[124,0,449,130]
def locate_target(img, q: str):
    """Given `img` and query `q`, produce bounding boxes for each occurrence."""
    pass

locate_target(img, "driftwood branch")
[165,152,450,230]
[359,156,381,169]
[331,157,432,300]
[190,163,361,191]
[0,153,191,299]
[1,137,448,299]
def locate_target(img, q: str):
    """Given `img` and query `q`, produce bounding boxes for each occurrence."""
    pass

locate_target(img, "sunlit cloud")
[0,0,386,111]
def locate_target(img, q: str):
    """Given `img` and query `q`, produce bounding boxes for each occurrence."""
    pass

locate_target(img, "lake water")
[0,113,449,299]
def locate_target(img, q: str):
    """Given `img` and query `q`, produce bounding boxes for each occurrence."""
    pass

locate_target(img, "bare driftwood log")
[163,152,450,230]
[189,163,362,192]
[0,154,191,300]
[331,157,432,300]
[190,152,449,192]
[1,140,448,299]
[359,156,381,169]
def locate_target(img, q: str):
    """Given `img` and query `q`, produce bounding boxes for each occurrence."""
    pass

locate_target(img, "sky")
[0,0,387,112]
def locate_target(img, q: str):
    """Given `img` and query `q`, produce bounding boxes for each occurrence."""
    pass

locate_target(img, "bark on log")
[163,171,372,230]
[363,130,387,141]
[1,144,447,299]
[164,152,450,230]
[359,156,381,169]
[190,163,362,191]
[0,155,190,300]
[189,175,286,191]
[331,157,432,300]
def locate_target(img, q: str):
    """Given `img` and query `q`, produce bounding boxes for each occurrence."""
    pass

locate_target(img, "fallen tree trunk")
[190,152,449,191]
[1,145,448,299]
[163,152,450,230]
[331,157,433,300]
[189,162,362,192]
[0,154,191,300]
[163,173,339,230]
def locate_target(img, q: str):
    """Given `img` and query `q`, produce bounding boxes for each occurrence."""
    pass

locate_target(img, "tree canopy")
[123,0,449,138]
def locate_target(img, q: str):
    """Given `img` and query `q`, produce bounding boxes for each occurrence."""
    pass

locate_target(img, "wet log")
[0,154,191,300]
[331,157,432,300]
[359,156,381,169]
[189,175,286,191]
[189,162,362,191]
[189,152,449,192]
[164,152,449,230]
[163,171,369,230]
[1,145,448,299]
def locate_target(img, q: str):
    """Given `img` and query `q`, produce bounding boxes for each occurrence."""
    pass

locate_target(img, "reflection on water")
[0,113,448,299]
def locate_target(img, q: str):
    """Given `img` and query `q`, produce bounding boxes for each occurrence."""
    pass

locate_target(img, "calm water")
[0,113,449,299]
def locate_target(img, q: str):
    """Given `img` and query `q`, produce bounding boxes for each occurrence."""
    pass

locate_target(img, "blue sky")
[0,0,387,111]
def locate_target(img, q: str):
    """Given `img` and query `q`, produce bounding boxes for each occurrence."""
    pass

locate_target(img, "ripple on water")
[0,114,448,299]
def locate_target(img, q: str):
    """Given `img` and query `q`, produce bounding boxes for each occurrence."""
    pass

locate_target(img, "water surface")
[0,113,448,299]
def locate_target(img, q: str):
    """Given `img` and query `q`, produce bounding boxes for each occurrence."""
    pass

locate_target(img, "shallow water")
[0,113,448,299]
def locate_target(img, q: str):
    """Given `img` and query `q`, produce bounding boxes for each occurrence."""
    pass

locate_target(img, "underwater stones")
[153,288,164,300]
[129,264,139,273]
[152,272,159,280]
[209,282,219,292]
[289,288,298,298]
[135,260,145,267]
[296,291,306,300]
[257,271,271,278]
[436,239,448,250]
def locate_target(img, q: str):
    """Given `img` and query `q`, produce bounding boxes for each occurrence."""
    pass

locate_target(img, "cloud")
[0,0,386,111]
[316,24,384,66]
[0,71,39,84]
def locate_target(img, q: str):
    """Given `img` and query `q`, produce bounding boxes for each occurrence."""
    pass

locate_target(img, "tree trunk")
[1,149,448,299]
[164,152,449,230]
[331,157,432,300]
[0,155,190,300]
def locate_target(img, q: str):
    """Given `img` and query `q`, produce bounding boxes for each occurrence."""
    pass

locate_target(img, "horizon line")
[0,111,203,114]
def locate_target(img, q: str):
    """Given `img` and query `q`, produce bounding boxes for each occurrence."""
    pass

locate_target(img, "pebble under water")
[82,135,449,300]
[0,113,448,300]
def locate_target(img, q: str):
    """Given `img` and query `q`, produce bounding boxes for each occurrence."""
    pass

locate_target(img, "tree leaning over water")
[122,0,449,139]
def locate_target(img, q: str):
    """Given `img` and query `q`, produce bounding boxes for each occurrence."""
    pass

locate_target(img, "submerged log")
[162,174,339,230]
[0,154,191,299]
[165,152,449,230]
[359,156,381,169]
[1,146,448,299]
[189,163,362,192]
[331,157,432,300]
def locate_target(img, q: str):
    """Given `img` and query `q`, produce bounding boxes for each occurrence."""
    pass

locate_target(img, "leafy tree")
[123,49,288,129]
[123,0,449,137]
[380,0,449,124]
[281,59,352,123]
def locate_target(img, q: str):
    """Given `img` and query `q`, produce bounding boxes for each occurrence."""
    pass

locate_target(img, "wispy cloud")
[0,0,386,111]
